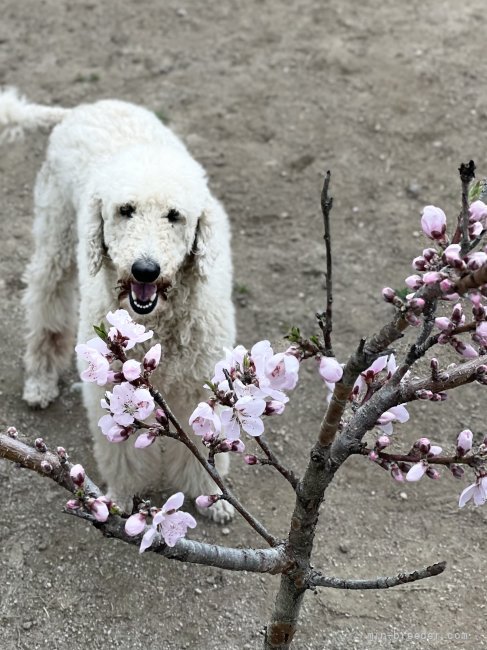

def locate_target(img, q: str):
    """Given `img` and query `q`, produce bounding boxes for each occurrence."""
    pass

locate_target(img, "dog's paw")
[198,499,235,524]
[23,375,59,409]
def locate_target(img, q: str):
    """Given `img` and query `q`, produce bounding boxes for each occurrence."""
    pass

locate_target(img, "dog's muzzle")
[129,281,159,314]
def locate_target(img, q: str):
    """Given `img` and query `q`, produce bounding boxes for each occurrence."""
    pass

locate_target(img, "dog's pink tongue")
[131,282,156,302]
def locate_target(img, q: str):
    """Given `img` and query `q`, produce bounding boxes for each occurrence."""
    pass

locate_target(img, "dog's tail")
[0,87,70,143]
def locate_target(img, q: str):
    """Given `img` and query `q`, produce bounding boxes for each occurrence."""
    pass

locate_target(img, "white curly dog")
[0,88,235,522]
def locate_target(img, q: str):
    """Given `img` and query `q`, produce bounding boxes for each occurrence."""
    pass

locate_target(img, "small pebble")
[400,492,408,500]
[221,527,230,536]
[194,588,202,595]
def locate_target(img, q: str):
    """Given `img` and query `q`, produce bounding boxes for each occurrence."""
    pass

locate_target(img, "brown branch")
[309,561,446,590]
[316,170,334,355]
[255,436,299,490]
[358,447,478,468]
[0,433,288,574]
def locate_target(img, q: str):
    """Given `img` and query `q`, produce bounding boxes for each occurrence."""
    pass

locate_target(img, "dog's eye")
[167,209,181,223]
[119,203,135,218]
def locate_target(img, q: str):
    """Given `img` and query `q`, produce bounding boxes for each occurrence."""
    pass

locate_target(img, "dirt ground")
[1,0,486,648]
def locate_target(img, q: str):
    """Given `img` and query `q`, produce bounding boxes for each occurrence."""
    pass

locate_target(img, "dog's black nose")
[131,258,161,283]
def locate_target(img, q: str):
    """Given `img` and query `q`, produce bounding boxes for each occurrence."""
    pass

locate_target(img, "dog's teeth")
[150,292,157,301]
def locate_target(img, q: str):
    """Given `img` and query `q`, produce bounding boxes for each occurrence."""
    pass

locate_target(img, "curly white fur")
[1,88,236,522]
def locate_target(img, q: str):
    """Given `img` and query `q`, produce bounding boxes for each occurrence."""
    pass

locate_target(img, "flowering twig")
[148,385,279,547]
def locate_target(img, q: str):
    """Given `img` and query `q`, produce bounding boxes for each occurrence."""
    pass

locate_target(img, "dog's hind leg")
[22,164,77,408]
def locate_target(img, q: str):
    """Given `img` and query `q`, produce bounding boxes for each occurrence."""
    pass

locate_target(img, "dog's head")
[82,145,220,317]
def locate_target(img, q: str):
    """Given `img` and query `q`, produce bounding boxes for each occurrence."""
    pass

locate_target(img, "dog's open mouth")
[118,279,171,316]
[129,282,159,315]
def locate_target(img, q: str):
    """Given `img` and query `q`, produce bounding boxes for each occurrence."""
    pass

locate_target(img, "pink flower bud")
[456,429,473,456]
[70,464,86,487]
[368,450,379,461]
[88,498,109,522]
[382,287,396,302]
[143,344,162,371]
[451,303,464,325]
[406,460,428,481]
[414,437,431,453]
[423,248,438,262]
[426,467,440,480]
[66,499,81,510]
[412,256,427,271]
[318,356,343,383]
[428,445,442,457]
[217,439,233,453]
[40,460,53,473]
[406,313,421,327]
[450,464,465,479]
[469,199,487,222]
[408,298,425,313]
[35,437,47,452]
[390,464,404,482]
[443,244,465,269]
[439,278,455,294]
[244,454,258,465]
[405,274,423,289]
[423,271,445,285]
[56,446,67,459]
[466,251,487,270]
[450,338,478,358]
[195,495,219,508]
[376,435,391,450]
[6,426,18,438]
[265,400,286,416]
[435,316,452,331]
[430,358,439,372]
[124,512,147,536]
[415,389,434,400]
[421,205,447,240]
[122,359,142,381]
[155,409,168,426]
[230,440,245,453]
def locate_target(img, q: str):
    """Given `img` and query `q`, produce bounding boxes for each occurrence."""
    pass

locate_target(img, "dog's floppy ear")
[85,195,105,277]
[192,195,227,279]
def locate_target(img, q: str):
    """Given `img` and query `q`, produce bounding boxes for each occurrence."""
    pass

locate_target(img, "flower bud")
[124,512,147,536]
[439,278,455,294]
[244,454,258,465]
[443,244,465,269]
[143,344,162,371]
[368,450,379,461]
[155,409,168,426]
[451,303,464,325]
[408,298,425,313]
[56,446,68,460]
[423,271,445,285]
[195,495,219,509]
[412,256,427,271]
[450,337,478,358]
[406,313,421,327]
[414,437,431,453]
[382,287,396,302]
[265,400,285,416]
[40,460,53,473]
[230,440,245,453]
[6,426,18,438]
[456,429,473,456]
[423,248,438,262]
[66,499,80,510]
[426,467,440,480]
[376,435,391,450]
[405,275,423,290]
[415,389,434,400]
[35,438,47,452]
[88,497,109,522]
[421,205,447,241]
[390,464,404,482]
[70,463,86,487]
[450,464,465,479]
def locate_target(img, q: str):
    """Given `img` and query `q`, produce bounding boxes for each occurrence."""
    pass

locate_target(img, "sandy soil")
[1,1,486,648]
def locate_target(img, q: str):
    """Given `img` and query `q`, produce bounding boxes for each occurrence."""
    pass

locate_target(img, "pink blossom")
[382,287,396,302]
[70,464,85,487]
[105,382,155,426]
[220,394,266,440]
[459,476,487,507]
[466,251,487,270]
[144,344,162,370]
[264,400,286,416]
[318,356,343,383]
[376,435,391,450]
[189,402,221,437]
[251,341,299,399]
[125,512,147,536]
[107,309,153,349]
[66,499,81,510]
[421,205,447,240]
[376,404,409,434]
[88,497,110,522]
[406,461,428,482]
[75,344,111,385]
[122,359,142,381]
[435,316,453,331]
[98,414,130,442]
[469,200,487,223]
[456,429,473,456]
[212,345,248,383]
[139,493,197,552]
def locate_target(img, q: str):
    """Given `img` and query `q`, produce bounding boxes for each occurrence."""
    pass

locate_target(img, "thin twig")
[309,561,446,590]
[317,170,334,355]
[357,447,478,468]
[254,436,299,489]
[458,160,476,253]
